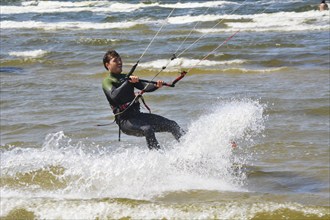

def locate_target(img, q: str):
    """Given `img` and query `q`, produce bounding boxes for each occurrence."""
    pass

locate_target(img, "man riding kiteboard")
[102,50,184,150]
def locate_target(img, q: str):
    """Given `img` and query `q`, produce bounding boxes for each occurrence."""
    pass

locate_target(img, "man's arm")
[128,75,160,92]
[103,78,135,104]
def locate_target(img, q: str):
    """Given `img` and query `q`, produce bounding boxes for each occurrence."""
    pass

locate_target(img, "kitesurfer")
[102,50,184,150]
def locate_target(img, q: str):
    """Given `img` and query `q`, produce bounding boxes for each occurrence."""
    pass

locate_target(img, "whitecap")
[9,49,48,58]
[196,10,330,32]
[0,20,141,30]
[138,58,247,70]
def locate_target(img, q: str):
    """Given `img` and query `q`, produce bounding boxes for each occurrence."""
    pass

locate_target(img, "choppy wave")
[2,2,328,33]
[221,67,289,74]
[82,65,291,80]
[160,0,235,9]
[1,197,329,219]
[0,58,53,66]
[76,37,121,46]
[0,20,141,30]
[1,1,142,14]
[0,67,24,74]
[195,10,330,32]
[0,0,233,14]
[138,58,247,71]
[131,60,287,74]
[9,49,48,58]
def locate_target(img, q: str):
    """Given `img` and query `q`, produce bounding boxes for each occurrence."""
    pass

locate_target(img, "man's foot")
[152,144,161,150]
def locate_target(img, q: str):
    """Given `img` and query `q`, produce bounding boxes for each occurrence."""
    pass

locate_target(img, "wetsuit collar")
[110,72,125,79]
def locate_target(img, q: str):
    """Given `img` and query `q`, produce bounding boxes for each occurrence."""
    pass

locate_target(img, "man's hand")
[129,75,139,83]
[156,80,163,88]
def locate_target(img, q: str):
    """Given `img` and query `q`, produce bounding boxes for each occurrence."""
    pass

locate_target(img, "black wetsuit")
[102,73,183,149]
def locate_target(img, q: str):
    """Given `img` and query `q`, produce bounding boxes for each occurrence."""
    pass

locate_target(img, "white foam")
[1,100,265,204]
[195,10,330,32]
[138,58,246,71]
[0,20,140,30]
[0,1,234,15]
[21,0,107,8]
[0,1,140,14]
[179,100,265,156]
[1,197,327,219]
[222,67,289,73]
[106,2,158,13]
[9,49,48,58]
[168,14,224,24]
[160,1,235,9]
[2,6,328,32]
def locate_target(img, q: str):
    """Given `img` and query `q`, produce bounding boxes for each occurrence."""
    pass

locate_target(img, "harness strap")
[111,103,129,142]
[111,102,131,113]
[140,95,151,113]
[118,121,121,141]
[110,93,153,142]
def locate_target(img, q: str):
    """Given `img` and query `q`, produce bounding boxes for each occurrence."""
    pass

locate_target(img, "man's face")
[106,56,122,74]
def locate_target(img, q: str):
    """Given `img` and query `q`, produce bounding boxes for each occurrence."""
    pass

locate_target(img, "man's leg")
[141,125,160,150]
[119,116,160,150]
[139,113,184,141]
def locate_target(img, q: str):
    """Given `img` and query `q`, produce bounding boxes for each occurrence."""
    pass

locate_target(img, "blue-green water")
[1,0,329,219]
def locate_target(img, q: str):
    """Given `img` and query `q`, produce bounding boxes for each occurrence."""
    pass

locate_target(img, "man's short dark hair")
[103,50,120,70]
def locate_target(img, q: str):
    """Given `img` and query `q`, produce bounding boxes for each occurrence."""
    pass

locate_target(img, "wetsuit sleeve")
[102,77,135,105]
[134,81,158,92]
[110,81,136,103]
[102,78,114,104]
[102,76,158,106]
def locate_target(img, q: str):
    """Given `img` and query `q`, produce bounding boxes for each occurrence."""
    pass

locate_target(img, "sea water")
[1,0,329,219]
